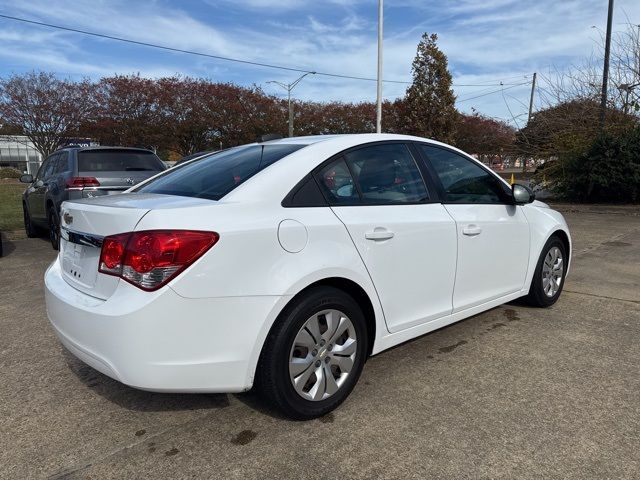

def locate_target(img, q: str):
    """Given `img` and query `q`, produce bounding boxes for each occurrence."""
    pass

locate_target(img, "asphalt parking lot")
[1,204,639,479]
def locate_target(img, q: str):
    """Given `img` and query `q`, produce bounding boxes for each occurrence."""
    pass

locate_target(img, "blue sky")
[0,0,639,127]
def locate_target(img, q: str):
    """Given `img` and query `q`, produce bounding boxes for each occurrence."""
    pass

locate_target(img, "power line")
[0,13,411,84]
[0,13,528,88]
[457,82,531,103]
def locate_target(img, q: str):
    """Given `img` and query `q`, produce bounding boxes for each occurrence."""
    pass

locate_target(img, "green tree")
[403,33,457,142]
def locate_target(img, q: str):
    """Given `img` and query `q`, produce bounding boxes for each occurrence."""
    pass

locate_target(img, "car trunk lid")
[58,193,214,299]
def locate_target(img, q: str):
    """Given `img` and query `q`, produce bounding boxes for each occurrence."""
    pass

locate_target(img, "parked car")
[44,134,571,419]
[20,146,166,249]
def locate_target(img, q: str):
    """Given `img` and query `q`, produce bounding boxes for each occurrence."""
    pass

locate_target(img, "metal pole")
[288,88,293,137]
[524,72,537,173]
[599,0,614,130]
[527,73,537,124]
[376,0,383,133]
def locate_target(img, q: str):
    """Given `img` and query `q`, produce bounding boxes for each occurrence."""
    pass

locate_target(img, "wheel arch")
[550,228,571,260]
[293,277,377,357]
[248,275,379,393]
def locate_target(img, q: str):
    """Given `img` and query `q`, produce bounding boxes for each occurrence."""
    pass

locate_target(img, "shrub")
[0,167,22,179]
[546,127,640,203]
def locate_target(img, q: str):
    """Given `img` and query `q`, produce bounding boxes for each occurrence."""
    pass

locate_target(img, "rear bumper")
[44,258,283,392]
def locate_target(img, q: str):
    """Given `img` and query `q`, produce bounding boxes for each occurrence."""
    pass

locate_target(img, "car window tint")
[317,158,359,205]
[42,155,58,179]
[53,153,70,174]
[35,160,48,181]
[344,144,428,204]
[419,145,506,204]
[136,144,304,201]
[78,150,165,172]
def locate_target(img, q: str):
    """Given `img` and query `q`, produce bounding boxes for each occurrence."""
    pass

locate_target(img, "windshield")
[136,144,304,201]
[78,150,165,172]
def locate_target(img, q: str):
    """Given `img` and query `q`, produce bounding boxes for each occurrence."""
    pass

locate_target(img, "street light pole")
[267,71,316,137]
[376,0,384,133]
[599,0,615,130]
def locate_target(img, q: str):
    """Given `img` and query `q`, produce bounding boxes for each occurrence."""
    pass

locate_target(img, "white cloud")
[0,0,639,124]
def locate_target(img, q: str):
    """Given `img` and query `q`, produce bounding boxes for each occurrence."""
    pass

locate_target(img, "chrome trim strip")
[61,227,104,248]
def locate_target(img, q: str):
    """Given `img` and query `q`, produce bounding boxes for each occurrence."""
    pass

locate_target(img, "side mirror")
[19,174,34,184]
[512,183,535,204]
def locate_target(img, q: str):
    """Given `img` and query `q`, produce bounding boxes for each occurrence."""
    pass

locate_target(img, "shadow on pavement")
[62,349,231,413]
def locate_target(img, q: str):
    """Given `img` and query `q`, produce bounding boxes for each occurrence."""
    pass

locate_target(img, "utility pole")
[523,72,537,173]
[599,0,614,130]
[376,0,383,133]
[527,72,537,125]
[267,71,316,137]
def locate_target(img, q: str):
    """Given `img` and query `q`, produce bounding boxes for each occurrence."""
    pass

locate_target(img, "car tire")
[256,286,368,420]
[525,235,567,307]
[23,203,39,238]
[47,205,60,250]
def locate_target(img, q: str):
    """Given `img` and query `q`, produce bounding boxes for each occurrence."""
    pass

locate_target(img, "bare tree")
[0,72,97,158]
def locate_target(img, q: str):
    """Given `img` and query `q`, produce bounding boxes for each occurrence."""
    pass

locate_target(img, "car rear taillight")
[98,230,219,291]
[66,177,100,189]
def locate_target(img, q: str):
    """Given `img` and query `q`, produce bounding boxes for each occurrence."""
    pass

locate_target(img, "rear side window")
[317,159,359,205]
[419,145,508,204]
[316,143,429,205]
[136,144,304,201]
[78,150,165,172]
[344,144,428,204]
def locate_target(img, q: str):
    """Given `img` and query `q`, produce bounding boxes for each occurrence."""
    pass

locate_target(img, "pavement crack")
[563,289,640,304]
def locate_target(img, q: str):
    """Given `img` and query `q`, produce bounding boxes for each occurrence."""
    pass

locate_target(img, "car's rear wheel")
[256,286,368,420]
[23,203,39,238]
[47,205,60,250]
[525,235,567,307]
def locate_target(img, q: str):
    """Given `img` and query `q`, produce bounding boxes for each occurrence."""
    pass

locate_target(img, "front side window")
[34,160,49,182]
[54,153,70,174]
[137,144,304,201]
[419,145,508,204]
[41,155,58,180]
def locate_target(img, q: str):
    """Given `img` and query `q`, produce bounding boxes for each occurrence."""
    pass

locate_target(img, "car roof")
[55,146,156,154]
[224,133,510,203]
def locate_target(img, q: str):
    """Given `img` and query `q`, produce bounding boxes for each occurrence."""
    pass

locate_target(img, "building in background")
[0,135,42,174]
[0,136,99,174]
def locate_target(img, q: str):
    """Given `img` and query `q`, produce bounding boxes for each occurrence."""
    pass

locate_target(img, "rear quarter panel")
[134,201,387,387]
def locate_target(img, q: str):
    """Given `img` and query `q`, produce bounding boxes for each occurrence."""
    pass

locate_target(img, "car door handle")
[462,225,482,236]
[365,229,395,241]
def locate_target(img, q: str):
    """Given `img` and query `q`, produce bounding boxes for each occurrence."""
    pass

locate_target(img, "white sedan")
[45,134,570,419]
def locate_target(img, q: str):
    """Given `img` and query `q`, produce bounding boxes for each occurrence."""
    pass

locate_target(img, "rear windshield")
[78,150,165,172]
[136,144,304,201]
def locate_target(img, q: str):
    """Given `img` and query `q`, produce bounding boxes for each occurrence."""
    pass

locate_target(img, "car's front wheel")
[525,235,567,307]
[257,286,368,420]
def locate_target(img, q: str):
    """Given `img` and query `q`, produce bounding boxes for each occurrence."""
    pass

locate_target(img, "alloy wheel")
[542,246,563,297]
[289,309,357,401]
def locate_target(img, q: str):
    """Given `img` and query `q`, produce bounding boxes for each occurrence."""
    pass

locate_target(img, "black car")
[20,146,166,249]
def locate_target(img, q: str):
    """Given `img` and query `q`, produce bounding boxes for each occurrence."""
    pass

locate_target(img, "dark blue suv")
[20,146,166,249]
